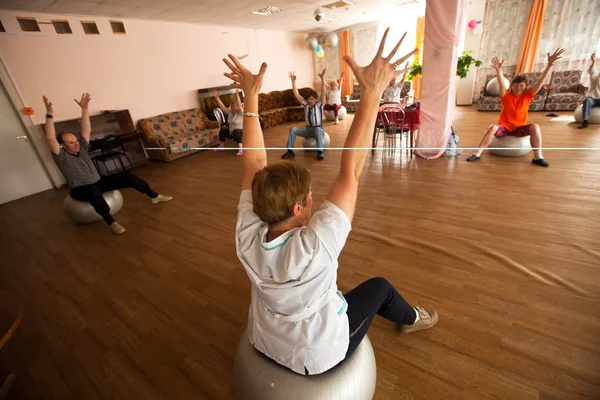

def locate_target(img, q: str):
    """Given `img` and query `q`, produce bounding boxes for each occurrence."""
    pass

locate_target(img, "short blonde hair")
[251,161,311,226]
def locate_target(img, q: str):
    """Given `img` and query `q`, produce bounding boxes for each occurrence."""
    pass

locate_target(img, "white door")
[0,80,53,205]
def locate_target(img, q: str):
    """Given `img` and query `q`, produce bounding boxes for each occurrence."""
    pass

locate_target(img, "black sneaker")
[281,150,295,159]
[578,121,589,129]
[466,154,480,162]
[532,158,550,167]
[317,151,324,161]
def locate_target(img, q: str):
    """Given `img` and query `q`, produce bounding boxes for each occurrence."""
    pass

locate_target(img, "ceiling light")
[324,0,353,9]
[252,6,281,16]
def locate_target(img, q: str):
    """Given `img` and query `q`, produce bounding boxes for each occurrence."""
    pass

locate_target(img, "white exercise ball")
[486,77,510,97]
[302,131,331,149]
[324,32,339,47]
[64,190,123,224]
[233,330,377,400]
[325,106,347,121]
[574,104,600,124]
[305,35,318,51]
[488,135,532,157]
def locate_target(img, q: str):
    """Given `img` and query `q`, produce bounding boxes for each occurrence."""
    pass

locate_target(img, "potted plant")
[405,51,482,80]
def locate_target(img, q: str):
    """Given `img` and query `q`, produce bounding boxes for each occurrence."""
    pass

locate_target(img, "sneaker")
[215,144,225,152]
[152,194,173,204]
[281,150,295,159]
[398,307,439,334]
[236,149,243,156]
[466,154,480,162]
[335,117,339,124]
[110,222,126,235]
[317,151,324,161]
[532,158,550,167]
[578,120,589,129]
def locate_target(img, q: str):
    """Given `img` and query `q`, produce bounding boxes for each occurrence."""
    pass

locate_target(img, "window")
[81,21,99,35]
[52,20,72,34]
[0,20,5,33]
[17,17,41,32]
[110,20,126,34]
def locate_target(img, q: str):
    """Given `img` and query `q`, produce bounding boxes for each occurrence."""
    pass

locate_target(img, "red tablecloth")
[377,104,421,132]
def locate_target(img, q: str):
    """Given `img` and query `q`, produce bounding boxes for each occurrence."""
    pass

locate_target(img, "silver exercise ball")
[325,106,347,121]
[574,104,600,124]
[488,135,532,157]
[305,35,318,51]
[486,77,510,96]
[233,330,377,400]
[324,32,339,47]
[302,131,331,149]
[63,190,123,224]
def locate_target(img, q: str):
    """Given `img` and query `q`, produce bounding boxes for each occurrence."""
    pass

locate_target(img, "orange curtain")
[413,17,425,99]
[339,30,353,99]
[516,0,547,74]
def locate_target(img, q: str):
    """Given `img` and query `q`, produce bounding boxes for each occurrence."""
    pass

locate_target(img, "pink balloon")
[467,20,477,29]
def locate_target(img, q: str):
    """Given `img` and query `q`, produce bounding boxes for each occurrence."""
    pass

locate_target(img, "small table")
[0,291,23,400]
[372,104,421,152]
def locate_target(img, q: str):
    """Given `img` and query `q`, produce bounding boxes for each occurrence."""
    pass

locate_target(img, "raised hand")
[74,93,91,109]
[592,52,596,63]
[342,29,417,95]
[318,68,327,80]
[43,95,53,114]
[547,48,564,66]
[212,89,219,97]
[289,71,297,82]
[491,57,504,70]
[223,54,267,95]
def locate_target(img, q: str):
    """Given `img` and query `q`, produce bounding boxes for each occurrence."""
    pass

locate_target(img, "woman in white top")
[213,89,244,156]
[323,72,345,124]
[227,30,438,376]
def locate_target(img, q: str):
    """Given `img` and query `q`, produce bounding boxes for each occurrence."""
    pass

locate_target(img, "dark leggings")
[69,171,158,225]
[344,277,417,357]
[219,127,242,144]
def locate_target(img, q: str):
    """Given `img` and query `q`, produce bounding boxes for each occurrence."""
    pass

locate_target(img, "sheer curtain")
[534,0,600,79]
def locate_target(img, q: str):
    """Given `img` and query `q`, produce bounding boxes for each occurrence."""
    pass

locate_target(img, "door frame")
[0,54,64,188]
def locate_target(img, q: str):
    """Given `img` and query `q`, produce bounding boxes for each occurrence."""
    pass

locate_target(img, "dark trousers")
[582,97,600,119]
[219,126,243,144]
[344,277,417,358]
[69,171,158,225]
[323,103,342,117]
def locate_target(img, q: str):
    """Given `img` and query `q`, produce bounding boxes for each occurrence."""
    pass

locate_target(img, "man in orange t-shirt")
[467,49,564,167]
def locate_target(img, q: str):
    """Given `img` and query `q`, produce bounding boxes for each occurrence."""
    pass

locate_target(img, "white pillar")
[456,0,486,105]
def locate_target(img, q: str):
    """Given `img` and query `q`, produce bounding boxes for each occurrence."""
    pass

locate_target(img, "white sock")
[474,148,484,157]
[534,149,543,159]
[413,308,420,323]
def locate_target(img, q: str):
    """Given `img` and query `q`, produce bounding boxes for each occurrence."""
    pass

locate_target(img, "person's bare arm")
[491,57,507,97]
[327,30,416,222]
[532,48,564,96]
[399,62,409,85]
[74,93,92,142]
[289,72,304,104]
[223,55,268,190]
[235,89,244,113]
[43,95,60,155]
[211,90,229,113]
[588,52,597,80]
[318,68,327,102]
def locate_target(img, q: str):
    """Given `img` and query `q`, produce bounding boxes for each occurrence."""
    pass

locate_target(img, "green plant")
[404,51,483,81]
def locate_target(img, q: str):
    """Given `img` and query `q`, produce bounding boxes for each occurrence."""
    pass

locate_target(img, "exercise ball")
[64,190,123,224]
[233,330,377,400]
[324,32,339,47]
[325,106,347,121]
[574,104,600,124]
[305,35,318,51]
[488,135,532,157]
[486,77,510,96]
[302,131,331,149]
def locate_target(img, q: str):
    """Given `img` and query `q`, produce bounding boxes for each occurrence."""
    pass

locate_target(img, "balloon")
[316,44,323,52]
[305,35,318,51]
[467,19,477,29]
[317,34,326,45]
[473,25,483,36]
[324,32,339,47]
[317,50,325,58]
[314,8,325,22]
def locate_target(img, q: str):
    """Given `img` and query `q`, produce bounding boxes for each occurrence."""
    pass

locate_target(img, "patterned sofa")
[138,108,220,162]
[478,72,549,111]
[344,82,411,113]
[258,87,315,130]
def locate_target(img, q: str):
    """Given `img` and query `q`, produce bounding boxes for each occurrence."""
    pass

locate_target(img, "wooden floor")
[1,105,600,400]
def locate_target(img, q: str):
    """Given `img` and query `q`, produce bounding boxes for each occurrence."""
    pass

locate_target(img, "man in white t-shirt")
[382,62,409,104]
[224,30,438,377]
[324,72,345,124]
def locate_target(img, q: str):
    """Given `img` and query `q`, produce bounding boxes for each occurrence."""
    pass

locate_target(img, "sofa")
[138,108,220,162]
[344,82,411,113]
[258,87,315,130]
[478,69,588,112]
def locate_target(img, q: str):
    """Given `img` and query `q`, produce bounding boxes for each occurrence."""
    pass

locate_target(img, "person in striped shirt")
[281,68,327,161]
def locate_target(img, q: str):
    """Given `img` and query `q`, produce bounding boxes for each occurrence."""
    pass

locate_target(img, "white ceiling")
[0,0,424,32]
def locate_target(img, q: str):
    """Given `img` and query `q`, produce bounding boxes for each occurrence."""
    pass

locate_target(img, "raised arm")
[223,55,268,190]
[211,90,229,113]
[318,68,327,103]
[326,30,416,222]
[588,52,597,79]
[74,93,92,142]
[532,48,564,96]
[491,57,507,97]
[235,89,244,113]
[43,95,60,155]
[399,62,409,85]
[339,71,345,88]
[289,72,304,104]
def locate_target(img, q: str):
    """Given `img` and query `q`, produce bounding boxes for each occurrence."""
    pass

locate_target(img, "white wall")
[456,0,486,105]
